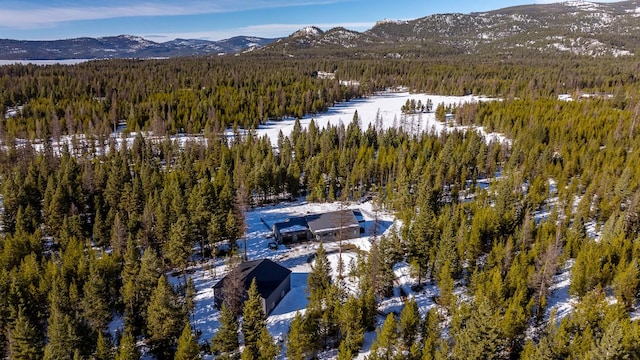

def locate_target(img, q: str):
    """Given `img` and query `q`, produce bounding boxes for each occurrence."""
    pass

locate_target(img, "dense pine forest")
[2,51,640,359]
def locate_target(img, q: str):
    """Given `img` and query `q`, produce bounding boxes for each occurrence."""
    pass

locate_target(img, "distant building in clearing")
[272,209,362,244]
[213,259,291,315]
[445,113,455,125]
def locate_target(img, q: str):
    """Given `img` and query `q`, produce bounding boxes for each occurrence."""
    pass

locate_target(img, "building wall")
[280,230,312,244]
[314,226,360,242]
[264,273,291,315]
[213,289,223,309]
[273,226,312,245]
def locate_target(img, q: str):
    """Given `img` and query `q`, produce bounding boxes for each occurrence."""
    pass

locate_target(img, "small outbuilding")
[213,259,291,315]
[272,216,312,244]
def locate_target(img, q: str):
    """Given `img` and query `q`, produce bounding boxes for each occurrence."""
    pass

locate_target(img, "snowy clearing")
[9,91,507,156]
[250,92,506,146]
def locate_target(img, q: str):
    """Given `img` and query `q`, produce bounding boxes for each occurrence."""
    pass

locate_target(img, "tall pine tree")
[256,327,279,360]
[242,278,266,359]
[286,312,312,360]
[211,303,239,356]
[146,275,187,356]
[115,331,140,360]
[8,306,44,360]
[175,322,201,360]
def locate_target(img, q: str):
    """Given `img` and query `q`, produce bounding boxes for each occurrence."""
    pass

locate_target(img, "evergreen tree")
[370,237,395,298]
[44,302,80,360]
[337,340,355,360]
[308,244,332,299]
[242,278,266,359]
[8,306,44,360]
[452,297,504,360]
[585,319,625,360]
[369,313,398,360]
[306,243,335,348]
[286,312,312,360]
[612,259,639,311]
[175,322,201,360]
[211,303,239,356]
[421,308,441,360]
[146,275,186,355]
[399,299,421,351]
[121,238,141,334]
[82,261,111,333]
[338,296,365,355]
[437,260,456,310]
[94,331,114,360]
[408,209,435,286]
[185,277,197,319]
[115,331,140,360]
[165,214,193,275]
[121,277,139,335]
[134,248,162,334]
[359,278,378,331]
[256,327,279,360]
[122,237,141,287]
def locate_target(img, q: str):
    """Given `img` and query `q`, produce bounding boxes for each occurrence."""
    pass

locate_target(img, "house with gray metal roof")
[272,209,362,244]
[305,209,360,242]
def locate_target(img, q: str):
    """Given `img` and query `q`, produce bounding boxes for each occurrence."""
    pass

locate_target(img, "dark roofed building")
[306,209,360,242]
[272,216,312,244]
[272,209,362,244]
[213,259,291,315]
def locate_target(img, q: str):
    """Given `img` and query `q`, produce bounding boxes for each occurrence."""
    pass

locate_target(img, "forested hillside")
[2,47,640,359]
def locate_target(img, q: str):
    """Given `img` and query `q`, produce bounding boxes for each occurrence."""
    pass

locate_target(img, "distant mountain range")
[0,35,277,60]
[3,1,640,60]
[264,0,640,58]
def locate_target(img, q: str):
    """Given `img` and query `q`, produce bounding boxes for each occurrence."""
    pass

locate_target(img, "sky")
[0,0,623,42]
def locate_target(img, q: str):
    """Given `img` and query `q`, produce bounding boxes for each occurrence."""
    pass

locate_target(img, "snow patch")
[546,259,576,323]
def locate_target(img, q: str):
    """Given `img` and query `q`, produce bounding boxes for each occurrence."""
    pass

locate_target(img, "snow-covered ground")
[0,59,91,66]
[546,259,576,323]
[250,92,506,146]
[7,91,507,155]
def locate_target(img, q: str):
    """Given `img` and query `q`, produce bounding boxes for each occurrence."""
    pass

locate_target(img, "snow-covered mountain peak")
[562,0,600,11]
[375,19,408,26]
[120,34,148,43]
[292,26,324,37]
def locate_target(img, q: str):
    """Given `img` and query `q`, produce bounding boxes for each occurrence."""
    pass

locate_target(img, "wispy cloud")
[0,0,349,29]
[146,22,376,42]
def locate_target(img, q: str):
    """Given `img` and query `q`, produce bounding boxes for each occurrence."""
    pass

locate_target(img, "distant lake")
[0,59,91,66]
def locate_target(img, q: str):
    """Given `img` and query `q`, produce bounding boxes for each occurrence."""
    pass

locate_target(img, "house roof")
[214,259,291,300]
[306,209,359,234]
[273,216,309,234]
